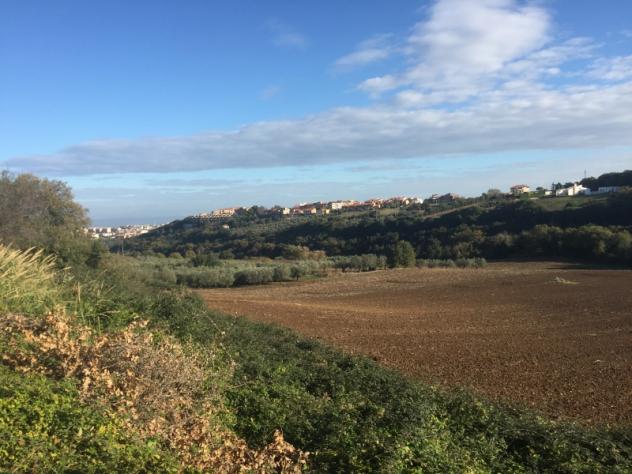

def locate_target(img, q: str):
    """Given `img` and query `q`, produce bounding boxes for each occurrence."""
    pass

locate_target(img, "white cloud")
[8,79,632,176]
[357,0,551,99]
[588,55,632,81]
[358,74,400,94]
[411,0,549,70]
[265,20,307,49]
[261,85,281,100]
[334,34,394,70]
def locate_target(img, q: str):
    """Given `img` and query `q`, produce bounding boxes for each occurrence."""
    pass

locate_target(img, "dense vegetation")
[0,171,91,265]
[580,169,632,190]
[2,171,632,472]
[118,253,486,289]
[128,189,632,266]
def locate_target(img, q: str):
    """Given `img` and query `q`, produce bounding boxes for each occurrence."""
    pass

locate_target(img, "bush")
[1,310,307,472]
[273,265,292,282]
[391,241,416,267]
[191,253,221,267]
[176,267,235,288]
[333,254,387,272]
[154,265,177,286]
[0,365,176,473]
[234,268,274,286]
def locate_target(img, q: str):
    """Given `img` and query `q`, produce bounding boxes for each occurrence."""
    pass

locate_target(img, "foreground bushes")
[0,245,307,473]
[0,366,175,473]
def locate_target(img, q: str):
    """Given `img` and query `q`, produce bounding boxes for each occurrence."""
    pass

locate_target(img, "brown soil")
[197,262,632,425]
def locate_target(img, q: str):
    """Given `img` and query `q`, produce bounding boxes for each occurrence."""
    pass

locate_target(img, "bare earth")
[197,262,632,425]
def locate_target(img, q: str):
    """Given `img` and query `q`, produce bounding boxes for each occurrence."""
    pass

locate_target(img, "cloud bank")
[7,0,632,177]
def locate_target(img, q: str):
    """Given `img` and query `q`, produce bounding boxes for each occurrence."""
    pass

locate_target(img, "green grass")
[534,194,607,212]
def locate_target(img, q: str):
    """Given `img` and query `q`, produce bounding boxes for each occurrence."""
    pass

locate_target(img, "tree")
[86,241,106,269]
[0,172,90,264]
[391,240,416,267]
[423,238,444,259]
[290,265,306,280]
[485,188,503,199]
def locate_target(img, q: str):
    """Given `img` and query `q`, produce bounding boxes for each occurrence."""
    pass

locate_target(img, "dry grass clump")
[0,311,307,472]
[0,246,61,315]
[552,276,579,285]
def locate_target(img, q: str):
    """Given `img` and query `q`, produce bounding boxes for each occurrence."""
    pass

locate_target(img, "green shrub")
[333,254,387,272]
[0,366,176,473]
[234,268,274,286]
[176,267,235,288]
[272,265,292,281]
[391,240,417,267]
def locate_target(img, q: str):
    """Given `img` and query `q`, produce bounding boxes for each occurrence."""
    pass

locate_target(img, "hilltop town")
[87,180,624,239]
[195,180,623,221]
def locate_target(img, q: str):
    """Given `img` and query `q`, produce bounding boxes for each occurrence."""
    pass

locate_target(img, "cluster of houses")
[194,179,623,224]
[85,224,159,240]
[509,183,621,197]
[196,195,439,220]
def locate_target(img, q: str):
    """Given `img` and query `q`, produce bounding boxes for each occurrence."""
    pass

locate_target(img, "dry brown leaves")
[1,312,307,472]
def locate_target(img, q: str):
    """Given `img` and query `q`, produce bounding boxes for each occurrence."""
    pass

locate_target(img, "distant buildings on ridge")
[88,181,624,239]
[86,224,160,240]
[194,195,432,220]
[509,182,621,198]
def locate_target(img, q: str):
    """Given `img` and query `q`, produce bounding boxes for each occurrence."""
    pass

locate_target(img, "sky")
[2,0,632,226]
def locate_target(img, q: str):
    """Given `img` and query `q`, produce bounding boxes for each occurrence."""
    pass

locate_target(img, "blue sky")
[2,0,632,225]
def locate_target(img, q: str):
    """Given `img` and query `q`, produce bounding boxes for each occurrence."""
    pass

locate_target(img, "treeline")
[128,190,632,266]
[581,169,632,190]
[127,251,419,290]
[176,260,330,288]
[485,225,632,263]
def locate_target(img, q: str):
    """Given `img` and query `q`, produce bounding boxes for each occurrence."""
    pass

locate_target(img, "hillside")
[125,190,632,266]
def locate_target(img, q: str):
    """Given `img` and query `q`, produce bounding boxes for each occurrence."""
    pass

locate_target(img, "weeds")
[553,276,579,285]
[0,246,62,315]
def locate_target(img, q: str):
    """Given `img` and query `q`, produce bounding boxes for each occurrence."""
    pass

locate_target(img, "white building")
[555,183,588,197]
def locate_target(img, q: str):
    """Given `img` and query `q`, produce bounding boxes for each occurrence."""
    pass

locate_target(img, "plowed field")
[198,262,632,425]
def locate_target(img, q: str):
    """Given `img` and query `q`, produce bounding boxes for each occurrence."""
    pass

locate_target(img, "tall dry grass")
[0,245,62,315]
